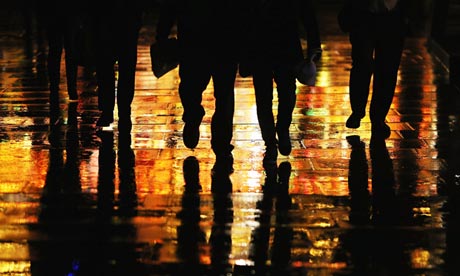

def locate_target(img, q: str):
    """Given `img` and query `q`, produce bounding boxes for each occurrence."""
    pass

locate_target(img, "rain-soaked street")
[2,1,460,275]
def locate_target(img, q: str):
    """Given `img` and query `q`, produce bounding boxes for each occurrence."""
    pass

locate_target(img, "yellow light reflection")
[0,260,30,274]
[410,248,430,269]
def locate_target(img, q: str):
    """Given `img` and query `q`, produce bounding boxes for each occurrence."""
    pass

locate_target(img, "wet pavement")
[2,2,460,276]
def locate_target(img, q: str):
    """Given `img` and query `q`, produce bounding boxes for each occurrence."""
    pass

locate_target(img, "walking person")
[243,0,309,166]
[40,0,81,125]
[155,0,241,169]
[343,0,409,138]
[93,0,143,140]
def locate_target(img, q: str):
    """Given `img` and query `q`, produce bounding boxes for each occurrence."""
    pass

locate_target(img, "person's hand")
[307,47,322,62]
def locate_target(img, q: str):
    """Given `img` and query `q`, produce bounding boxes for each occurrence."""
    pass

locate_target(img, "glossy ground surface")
[2,2,460,276]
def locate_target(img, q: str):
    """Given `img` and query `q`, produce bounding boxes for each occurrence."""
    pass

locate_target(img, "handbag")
[150,38,179,79]
[296,58,317,86]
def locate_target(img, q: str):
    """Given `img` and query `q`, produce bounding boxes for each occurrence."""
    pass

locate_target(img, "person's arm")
[299,0,322,61]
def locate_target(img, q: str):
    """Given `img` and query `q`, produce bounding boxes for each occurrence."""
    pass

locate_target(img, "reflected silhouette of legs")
[118,145,137,217]
[177,156,206,274]
[249,163,278,274]
[370,135,398,225]
[210,183,234,275]
[211,156,234,193]
[97,131,116,217]
[346,135,370,224]
[271,161,293,274]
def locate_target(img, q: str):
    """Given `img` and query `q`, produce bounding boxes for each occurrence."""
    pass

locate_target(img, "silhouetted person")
[93,0,143,135]
[155,0,241,166]
[344,0,409,139]
[243,0,310,166]
[40,0,82,125]
[176,156,206,274]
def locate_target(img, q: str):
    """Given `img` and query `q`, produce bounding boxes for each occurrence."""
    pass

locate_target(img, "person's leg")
[273,63,297,156]
[346,29,376,128]
[63,15,79,101]
[210,60,237,158]
[253,62,277,165]
[95,20,117,127]
[96,60,116,126]
[178,58,210,149]
[370,14,405,137]
[116,22,140,133]
[46,22,63,117]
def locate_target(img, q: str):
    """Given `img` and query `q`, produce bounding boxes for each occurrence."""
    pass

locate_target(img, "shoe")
[263,146,278,168]
[346,114,361,129]
[277,128,292,156]
[96,112,114,127]
[212,153,234,175]
[371,121,391,139]
[183,121,201,149]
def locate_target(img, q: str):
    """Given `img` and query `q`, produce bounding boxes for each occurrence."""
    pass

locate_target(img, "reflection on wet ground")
[1,2,460,275]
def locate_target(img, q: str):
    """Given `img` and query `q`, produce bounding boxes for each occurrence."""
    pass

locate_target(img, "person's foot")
[346,113,361,129]
[183,121,201,149]
[96,112,114,127]
[212,153,234,175]
[277,128,292,156]
[371,121,391,139]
